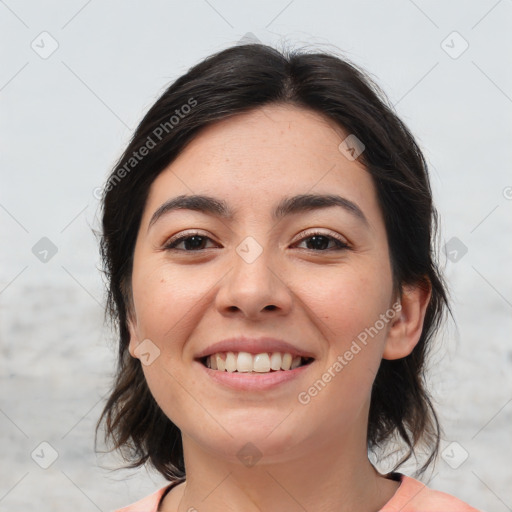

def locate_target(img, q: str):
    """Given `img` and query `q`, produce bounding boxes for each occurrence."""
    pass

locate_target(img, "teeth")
[205,351,310,373]
[281,353,292,370]
[225,352,237,373]
[291,356,301,369]
[237,352,253,372]
[253,353,270,373]
[216,354,225,371]
[270,352,282,371]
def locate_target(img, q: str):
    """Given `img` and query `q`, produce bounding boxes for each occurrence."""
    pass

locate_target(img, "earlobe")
[382,280,431,360]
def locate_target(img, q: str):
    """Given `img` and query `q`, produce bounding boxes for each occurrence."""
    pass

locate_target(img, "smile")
[201,351,314,373]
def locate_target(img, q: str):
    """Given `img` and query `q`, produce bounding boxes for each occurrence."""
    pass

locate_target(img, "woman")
[96,42,480,511]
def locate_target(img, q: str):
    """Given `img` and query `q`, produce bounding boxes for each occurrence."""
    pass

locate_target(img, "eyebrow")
[147,193,369,231]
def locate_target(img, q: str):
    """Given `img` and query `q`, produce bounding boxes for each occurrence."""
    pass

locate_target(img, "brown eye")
[294,232,350,251]
[164,233,217,251]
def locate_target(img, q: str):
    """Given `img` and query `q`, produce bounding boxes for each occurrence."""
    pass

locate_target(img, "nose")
[215,237,293,320]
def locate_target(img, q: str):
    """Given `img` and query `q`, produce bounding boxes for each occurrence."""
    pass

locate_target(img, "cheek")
[131,261,208,347]
[301,261,393,399]
[131,263,208,428]
[308,261,393,341]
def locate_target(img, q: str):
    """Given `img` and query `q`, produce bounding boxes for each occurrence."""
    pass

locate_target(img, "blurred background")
[1,1,511,510]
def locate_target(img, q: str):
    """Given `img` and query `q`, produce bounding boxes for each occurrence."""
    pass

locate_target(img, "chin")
[187,416,310,464]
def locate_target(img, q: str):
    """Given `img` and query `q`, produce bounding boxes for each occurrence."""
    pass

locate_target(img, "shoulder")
[381,474,481,512]
[113,482,176,512]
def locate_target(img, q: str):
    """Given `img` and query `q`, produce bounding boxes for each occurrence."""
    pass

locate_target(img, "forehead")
[143,104,379,224]
[175,104,352,176]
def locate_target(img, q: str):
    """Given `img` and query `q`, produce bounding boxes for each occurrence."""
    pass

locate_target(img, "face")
[126,104,412,464]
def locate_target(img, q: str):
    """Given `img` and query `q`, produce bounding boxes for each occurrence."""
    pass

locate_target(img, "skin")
[126,104,431,512]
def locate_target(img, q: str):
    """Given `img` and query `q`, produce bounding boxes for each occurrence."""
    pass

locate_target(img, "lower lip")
[195,360,313,391]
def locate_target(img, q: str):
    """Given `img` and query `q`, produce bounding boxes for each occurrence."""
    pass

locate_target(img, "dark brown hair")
[95,42,450,481]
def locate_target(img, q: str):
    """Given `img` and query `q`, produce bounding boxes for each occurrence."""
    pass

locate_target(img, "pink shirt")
[114,473,480,511]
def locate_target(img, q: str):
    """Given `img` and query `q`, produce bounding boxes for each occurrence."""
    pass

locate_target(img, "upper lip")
[194,336,316,360]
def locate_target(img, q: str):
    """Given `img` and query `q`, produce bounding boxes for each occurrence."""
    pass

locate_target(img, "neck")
[165,423,400,512]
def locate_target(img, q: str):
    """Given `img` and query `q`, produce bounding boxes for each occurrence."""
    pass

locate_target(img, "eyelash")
[162,230,350,252]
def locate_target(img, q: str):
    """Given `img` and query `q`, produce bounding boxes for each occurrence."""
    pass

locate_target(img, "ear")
[382,280,431,360]
[126,312,140,359]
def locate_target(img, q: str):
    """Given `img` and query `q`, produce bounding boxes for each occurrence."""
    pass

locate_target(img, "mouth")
[198,352,315,373]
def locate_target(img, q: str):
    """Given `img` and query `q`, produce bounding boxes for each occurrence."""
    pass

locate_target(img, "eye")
[163,231,218,251]
[163,230,350,252]
[293,231,350,252]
